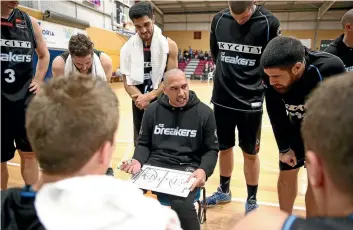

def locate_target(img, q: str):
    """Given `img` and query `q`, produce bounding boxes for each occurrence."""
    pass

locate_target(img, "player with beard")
[261,36,345,216]
[1,0,50,189]
[232,71,353,230]
[52,33,115,176]
[120,2,178,147]
[204,0,281,214]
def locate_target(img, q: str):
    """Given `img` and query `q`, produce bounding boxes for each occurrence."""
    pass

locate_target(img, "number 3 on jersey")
[4,69,16,83]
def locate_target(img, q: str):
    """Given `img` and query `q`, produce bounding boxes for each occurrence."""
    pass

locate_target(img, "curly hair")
[68,33,94,57]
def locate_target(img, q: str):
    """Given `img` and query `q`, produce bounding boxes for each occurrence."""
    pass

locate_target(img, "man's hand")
[119,159,141,175]
[187,169,206,191]
[280,149,297,167]
[134,94,151,110]
[29,79,41,94]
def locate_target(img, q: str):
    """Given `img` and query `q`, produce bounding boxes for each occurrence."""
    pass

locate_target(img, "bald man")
[325,9,353,72]
[120,68,219,230]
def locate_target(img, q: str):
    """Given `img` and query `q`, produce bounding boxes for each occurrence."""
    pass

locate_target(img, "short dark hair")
[129,2,154,21]
[68,33,94,57]
[342,8,353,28]
[261,36,305,69]
[228,1,253,14]
[302,72,353,195]
[26,74,119,175]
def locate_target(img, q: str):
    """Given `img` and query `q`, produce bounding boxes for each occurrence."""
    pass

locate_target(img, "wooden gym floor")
[6,80,306,229]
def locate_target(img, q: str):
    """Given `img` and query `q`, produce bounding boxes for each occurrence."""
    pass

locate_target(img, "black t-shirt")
[136,43,153,94]
[284,215,353,230]
[264,48,346,153]
[1,8,36,102]
[325,34,353,72]
[210,6,281,111]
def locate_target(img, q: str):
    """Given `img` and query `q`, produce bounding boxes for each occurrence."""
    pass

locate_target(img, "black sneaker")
[105,167,114,177]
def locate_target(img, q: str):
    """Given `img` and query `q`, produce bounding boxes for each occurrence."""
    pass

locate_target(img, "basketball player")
[205,1,281,214]
[120,2,178,146]
[325,9,353,72]
[232,72,353,230]
[1,1,50,190]
[52,34,115,176]
[52,33,113,81]
[261,36,345,216]
[1,74,181,230]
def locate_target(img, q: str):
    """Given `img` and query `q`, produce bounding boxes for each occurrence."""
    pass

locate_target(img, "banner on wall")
[299,39,312,49]
[37,20,87,50]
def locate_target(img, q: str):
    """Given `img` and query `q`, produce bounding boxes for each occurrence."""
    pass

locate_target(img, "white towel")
[64,53,107,81]
[120,25,169,89]
[35,175,182,230]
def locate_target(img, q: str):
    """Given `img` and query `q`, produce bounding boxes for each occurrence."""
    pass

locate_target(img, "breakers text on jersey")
[285,104,306,119]
[218,42,262,55]
[1,52,32,63]
[154,124,197,138]
[220,52,256,66]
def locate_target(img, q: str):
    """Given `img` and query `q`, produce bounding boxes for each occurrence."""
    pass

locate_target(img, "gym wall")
[163,10,345,51]
[18,5,128,78]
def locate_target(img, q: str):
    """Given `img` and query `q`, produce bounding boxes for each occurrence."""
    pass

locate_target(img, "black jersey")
[283,215,353,230]
[1,8,36,102]
[136,43,153,94]
[325,34,353,72]
[264,48,346,153]
[210,6,281,111]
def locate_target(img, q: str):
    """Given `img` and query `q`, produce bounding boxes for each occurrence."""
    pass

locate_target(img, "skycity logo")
[218,42,262,55]
[1,39,31,48]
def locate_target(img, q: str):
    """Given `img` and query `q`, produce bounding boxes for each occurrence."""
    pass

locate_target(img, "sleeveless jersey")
[136,43,153,94]
[1,8,36,102]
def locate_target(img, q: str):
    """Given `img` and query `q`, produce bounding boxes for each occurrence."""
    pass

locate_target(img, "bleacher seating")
[178,59,214,80]
[178,61,188,71]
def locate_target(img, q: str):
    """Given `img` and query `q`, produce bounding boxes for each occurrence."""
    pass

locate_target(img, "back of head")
[129,2,154,21]
[69,33,94,57]
[26,74,119,175]
[302,72,353,195]
[342,8,353,29]
[261,36,305,70]
[228,0,253,14]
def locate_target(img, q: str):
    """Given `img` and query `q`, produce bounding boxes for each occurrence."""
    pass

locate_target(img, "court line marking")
[229,197,306,211]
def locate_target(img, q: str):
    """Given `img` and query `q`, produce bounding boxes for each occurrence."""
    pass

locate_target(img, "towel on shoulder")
[120,25,169,89]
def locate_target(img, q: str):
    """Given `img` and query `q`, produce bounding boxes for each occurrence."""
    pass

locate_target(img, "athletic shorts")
[213,105,262,154]
[1,95,33,163]
[279,135,305,171]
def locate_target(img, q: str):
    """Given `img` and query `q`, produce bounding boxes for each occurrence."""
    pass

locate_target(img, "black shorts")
[132,101,145,147]
[1,95,33,163]
[214,105,262,154]
[279,136,305,171]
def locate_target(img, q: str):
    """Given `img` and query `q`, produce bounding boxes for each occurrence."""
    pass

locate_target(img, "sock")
[220,176,231,193]
[247,184,258,200]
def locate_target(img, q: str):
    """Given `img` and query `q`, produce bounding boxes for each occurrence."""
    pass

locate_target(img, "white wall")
[163,10,345,31]
[20,0,134,30]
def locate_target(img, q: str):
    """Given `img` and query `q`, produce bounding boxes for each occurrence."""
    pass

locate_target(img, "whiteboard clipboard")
[131,165,195,198]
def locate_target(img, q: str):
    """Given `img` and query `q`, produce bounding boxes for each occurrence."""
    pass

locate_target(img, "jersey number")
[4,69,16,83]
